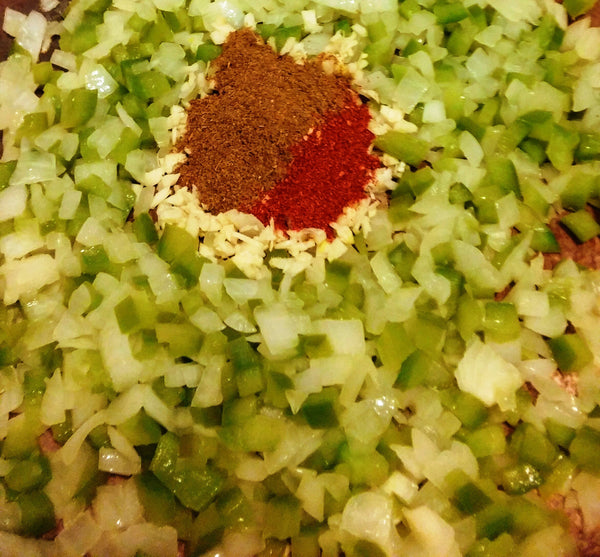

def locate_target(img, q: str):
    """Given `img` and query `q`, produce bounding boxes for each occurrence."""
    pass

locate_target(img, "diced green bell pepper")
[395,349,431,390]
[467,533,515,557]
[228,337,264,397]
[376,322,414,371]
[545,418,575,449]
[446,20,478,56]
[548,333,593,372]
[16,112,48,144]
[264,495,302,540]
[560,173,596,211]
[449,182,474,205]
[453,481,492,515]
[61,88,98,129]
[575,133,600,162]
[135,471,179,525]
[374,131,429,167]
[172,466,225,512]
[462,424,506,458]
[483,302,520,343]
[501,462,542,495]
[333,18,352,36]
[133,212,158,244]
[510,423,558,471]
[485,158,520,197]
[2,415,42,459]
[325,260,352,293]
[440,388,488,429]
[434,3,469,24]
[530,224,560,253]
[80,245,112,275]
[196,43,222,62]
[5,454,51,493]
[387,241,417,281]
[475,503,513,541]
[17,490,55,537]
[301,387,339,429]
[298,334,333,359]
[0,160,17,191]
[119,410,162,446]
[569,426,600,474]
[215,486,252,527]
[560,210,600,243]
[547,125,579,172]
[563,0,597,17]
[273,25,303,51]
[60,21,99,54]
[142,13,174,45]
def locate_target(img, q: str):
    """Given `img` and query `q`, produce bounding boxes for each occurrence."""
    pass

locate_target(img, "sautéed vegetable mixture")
[1,0,600,555]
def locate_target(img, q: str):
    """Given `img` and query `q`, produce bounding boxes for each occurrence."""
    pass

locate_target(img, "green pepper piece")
[374,131,429,167]
[133,212,158,244]
[80,245,111,275]
[388,242,417,281]
[264,495,302,540]
[16,112,48,144]
[0,160,17,191]
[434,3,469,24]
[171,465,225,512]
[395,349,430,390]
[135,471,178,526]
[561,174,596,211]
[446,21,478,56]
[119,410,162,446]
[274,25,303,51]
[475,503,513,541]
[548,333,593,372]
[17,490,55,537]
[196,43,222,62]
[453,482,492,514]
[215,486,252,527]
[547,125,579,172]
[376,322,414,371]
[157,223,197,263]
[333,18,352,36]
[560,210,600,243]
[510,423,558,471]
[530,224,560,253]
[60,21,98,54]
[440,388,488,429]
[575,133,600,162]
[228,337,264,397]
[150,431,179,485]
[298,334,333,359]
[484,302,520,343]
[301,387,339,429]
[5,455,52,493]
[61,88,98,129]
[563,0,597,17]
[569,426,600,474]
[545,418,575,449]
[463,424,506,458]
[501,462,542,495]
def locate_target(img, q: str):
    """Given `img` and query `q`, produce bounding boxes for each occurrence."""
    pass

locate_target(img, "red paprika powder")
[247,100,380,237]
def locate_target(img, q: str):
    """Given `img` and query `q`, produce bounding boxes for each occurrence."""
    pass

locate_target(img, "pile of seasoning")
[176,28,380,237]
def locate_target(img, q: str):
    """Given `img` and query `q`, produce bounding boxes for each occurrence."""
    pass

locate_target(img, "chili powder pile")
[176,28,380,237]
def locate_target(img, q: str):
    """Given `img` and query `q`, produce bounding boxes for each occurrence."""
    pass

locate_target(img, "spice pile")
[176,28,380,237]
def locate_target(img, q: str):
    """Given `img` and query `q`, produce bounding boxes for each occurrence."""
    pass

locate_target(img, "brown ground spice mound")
[176,28,356,214]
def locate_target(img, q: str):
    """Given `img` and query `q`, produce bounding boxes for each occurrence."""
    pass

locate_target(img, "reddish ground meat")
[37,429,61,454]
[544,210,600,271]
